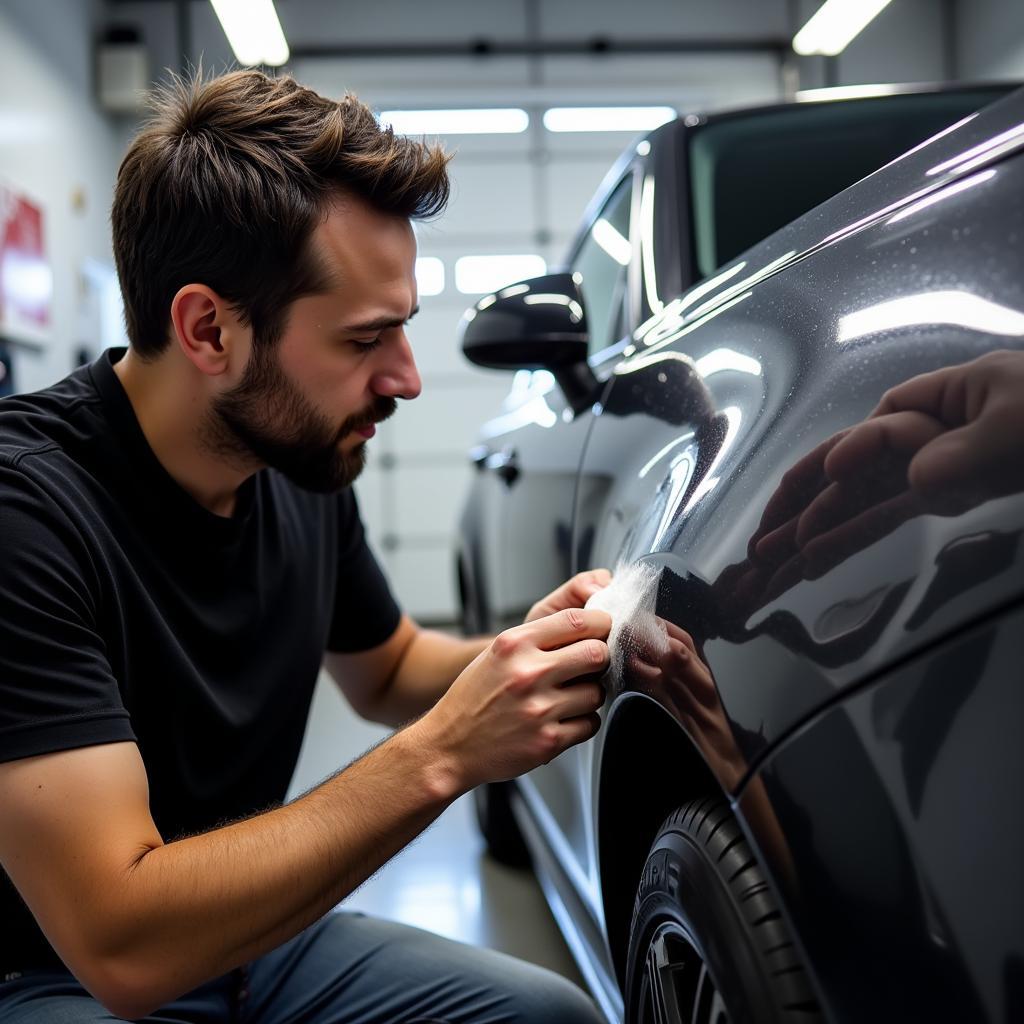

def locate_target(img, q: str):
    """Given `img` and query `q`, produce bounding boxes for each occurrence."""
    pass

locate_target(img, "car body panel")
[739,599,1024,1023]
[581,144,1024,775]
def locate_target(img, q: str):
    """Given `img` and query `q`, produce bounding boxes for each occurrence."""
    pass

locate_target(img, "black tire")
[473,781,532,868]
[625,797,820,1024]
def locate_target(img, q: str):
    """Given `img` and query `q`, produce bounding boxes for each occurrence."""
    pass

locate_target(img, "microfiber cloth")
[585,561,667,680]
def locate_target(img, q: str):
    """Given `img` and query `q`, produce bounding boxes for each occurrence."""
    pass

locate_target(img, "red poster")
[0,183,52,343]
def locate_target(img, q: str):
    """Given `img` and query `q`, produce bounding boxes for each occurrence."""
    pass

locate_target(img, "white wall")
[957,0,1024,79]
[838,0,946,84]
[0,0,126,394]
[793,0,947,90]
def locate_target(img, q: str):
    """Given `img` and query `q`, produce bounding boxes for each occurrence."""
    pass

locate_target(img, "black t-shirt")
[0,347,401,972]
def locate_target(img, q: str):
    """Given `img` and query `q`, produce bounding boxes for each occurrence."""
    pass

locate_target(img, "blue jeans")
[0,911,603,1023]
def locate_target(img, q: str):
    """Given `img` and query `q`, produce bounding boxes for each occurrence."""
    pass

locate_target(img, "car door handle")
[469,444,490,470]
[489,448,520,486]
[469,446,520,485]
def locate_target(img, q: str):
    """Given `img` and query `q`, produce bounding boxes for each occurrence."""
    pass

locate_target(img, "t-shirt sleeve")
[0,466,134,764]
[325,488,403,652]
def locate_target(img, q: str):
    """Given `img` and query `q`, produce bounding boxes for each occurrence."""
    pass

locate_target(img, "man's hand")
[415,607,612,790]
[524,568,613,623]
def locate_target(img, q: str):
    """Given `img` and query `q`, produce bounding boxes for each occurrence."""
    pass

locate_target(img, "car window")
[688,89,1010,279]
[571,175,633,359]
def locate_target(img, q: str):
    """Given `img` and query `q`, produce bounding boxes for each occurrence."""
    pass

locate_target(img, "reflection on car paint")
[836,289,1024,343]
[927,118,1024,176]
[885,167,995,223]
[639,175,661,314]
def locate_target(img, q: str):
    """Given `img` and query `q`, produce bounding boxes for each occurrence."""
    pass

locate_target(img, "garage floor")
[287,668,587,990]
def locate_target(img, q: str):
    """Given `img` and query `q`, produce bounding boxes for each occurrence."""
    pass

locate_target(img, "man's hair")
[112,69,450,359]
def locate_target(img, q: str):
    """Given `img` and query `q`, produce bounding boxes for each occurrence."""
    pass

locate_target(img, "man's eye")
[353,338,383,352]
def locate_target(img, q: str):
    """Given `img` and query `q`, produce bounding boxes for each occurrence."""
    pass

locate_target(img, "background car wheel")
[625,797,820,1024]
[473,781,532,867]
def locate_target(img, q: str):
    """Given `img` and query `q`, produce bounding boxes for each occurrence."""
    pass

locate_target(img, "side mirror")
[459,272,599,412]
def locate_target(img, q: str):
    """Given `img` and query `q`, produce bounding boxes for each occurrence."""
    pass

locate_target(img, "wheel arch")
[596,693,726,986]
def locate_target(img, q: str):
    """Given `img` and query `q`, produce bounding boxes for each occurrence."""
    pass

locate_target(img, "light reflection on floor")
[287,670,586,986]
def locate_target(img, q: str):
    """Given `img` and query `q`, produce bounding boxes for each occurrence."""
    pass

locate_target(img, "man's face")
[209,196,421,493]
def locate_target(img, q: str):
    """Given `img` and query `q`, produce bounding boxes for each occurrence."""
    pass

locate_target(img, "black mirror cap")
[459,272,589,371]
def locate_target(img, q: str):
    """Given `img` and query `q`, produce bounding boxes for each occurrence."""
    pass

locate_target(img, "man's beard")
[203,345,396,494]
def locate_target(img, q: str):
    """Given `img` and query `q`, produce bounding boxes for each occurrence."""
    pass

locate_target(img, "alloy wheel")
[636,921,729,1024]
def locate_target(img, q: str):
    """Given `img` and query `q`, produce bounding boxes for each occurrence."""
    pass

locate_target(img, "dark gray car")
[457,86,1024,1023]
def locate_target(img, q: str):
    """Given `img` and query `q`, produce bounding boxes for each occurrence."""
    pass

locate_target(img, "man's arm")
[324,614,491,727]
[0,607,610,1019]
[324,570,613,728]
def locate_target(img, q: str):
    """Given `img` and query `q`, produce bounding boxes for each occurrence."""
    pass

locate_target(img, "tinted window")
[572,175,633,358]
[688,89,1009,278]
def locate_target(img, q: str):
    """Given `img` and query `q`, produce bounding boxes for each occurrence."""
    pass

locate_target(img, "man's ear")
[170,284,247,377]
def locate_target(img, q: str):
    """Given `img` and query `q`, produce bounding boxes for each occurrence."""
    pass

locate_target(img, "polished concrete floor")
[286,668,587,990]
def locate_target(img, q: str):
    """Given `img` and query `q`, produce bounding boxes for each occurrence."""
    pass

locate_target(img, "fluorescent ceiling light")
[415,257,445,297]
[793,0,892,56]
[543,107,676,133]
[379,109,528,135]
[210,0,289,66]
[455,255,547,295]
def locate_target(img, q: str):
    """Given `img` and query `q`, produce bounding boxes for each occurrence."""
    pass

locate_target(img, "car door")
[481,170,638,631]
[490,170,641,916]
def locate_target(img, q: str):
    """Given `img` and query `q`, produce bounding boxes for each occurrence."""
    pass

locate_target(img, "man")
[0,70,612,1023]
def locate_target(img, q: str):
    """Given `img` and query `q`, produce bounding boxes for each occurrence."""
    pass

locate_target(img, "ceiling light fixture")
[209,0,289,67]
[543,107,676,133]
[415,257,445,297]
[455,255,547,295]
[793,0,892,57]
[379,109,529,135]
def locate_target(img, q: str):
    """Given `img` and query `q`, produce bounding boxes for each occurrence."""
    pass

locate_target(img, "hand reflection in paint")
[623,618,748,792]
[723,349,1024,612]
[620,612,796,888]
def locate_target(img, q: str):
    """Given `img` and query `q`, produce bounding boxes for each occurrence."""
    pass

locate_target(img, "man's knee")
[0,992,115,1024]
[497,968,604,1024]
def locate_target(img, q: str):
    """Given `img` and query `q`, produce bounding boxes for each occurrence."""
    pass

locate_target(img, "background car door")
[487,171,638,915]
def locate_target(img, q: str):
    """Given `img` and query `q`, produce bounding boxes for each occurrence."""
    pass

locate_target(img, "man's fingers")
[548,713,602,756]
[559,569,614,608]
[525,607,612,650]
[554,681,607,721]
[523,569,614,623]
[540,636,611,684]
[578,567,612,588]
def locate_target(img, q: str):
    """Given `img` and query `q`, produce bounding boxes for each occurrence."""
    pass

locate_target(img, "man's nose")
[374,331,421,401]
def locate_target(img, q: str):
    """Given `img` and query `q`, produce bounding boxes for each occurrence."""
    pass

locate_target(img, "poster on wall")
[0,181,53,347]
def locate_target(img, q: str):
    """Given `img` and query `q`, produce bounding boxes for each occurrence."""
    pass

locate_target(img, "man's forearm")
[97,721,460,1018]
[366,629,491,726]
